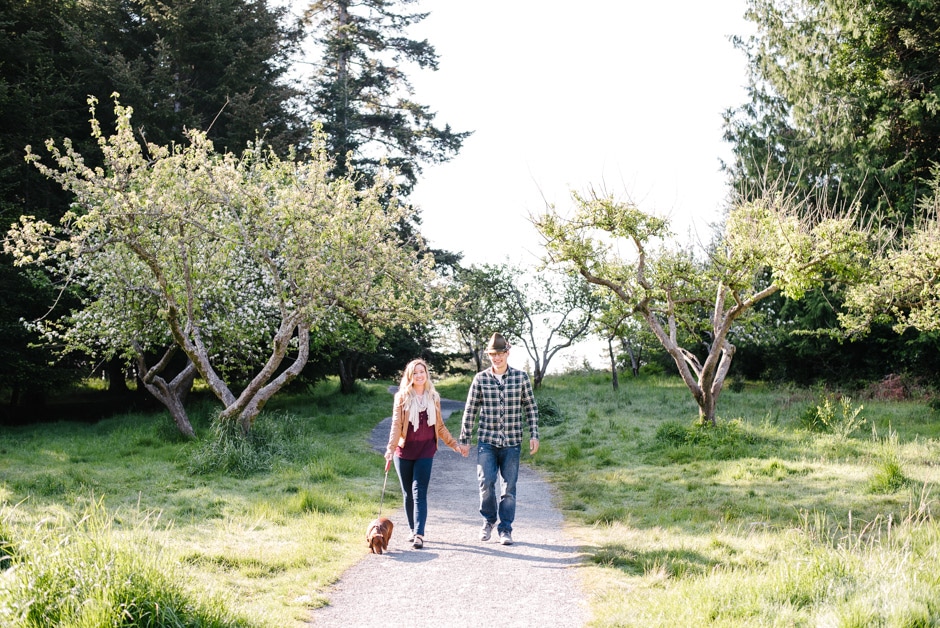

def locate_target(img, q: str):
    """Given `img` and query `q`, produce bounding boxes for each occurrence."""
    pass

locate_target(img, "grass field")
[1,372,939,626]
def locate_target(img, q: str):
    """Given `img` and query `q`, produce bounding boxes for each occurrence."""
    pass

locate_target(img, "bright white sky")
[289,1,755,369]
[406,1,753,270]
[403,2,754,369]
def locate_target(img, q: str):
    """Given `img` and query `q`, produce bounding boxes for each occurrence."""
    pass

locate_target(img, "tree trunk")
[106,357,129,394]
[608,336,619,391]
[621,339,640,377]
[698,386,717,427]
[338,354,360,395]
[136,355,198,438]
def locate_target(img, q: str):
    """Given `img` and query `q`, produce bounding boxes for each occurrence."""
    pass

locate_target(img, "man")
[458,332,540,545]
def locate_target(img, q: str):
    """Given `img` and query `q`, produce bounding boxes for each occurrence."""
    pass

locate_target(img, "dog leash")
[377,458,391,517]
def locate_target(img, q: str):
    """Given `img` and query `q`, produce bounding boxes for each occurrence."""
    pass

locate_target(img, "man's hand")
[529,438,539,456]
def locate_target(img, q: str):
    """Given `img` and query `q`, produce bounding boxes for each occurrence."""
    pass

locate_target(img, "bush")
[186,408,321,477]
[537,396,565,426]
[188,420,279,477]
[868,430,910,494]
[655,420,690,447]
[798,393,866,439]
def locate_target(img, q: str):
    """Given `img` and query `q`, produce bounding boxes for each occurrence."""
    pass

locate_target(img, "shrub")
[868,430,910,494]
[798,393,866,439]
[655,420,690,446]
[188,419,278,477]
[187,410,318,476]
[537,396,564,426]
[869,373,908,401]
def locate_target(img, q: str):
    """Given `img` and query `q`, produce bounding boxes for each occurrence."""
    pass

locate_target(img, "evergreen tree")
[724,0,940,223]
[0,0,303,408]
[301,1,469,391]
[303,0,469,198]
[722,0,940,386]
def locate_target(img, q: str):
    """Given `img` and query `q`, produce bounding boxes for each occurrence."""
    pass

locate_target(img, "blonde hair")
[398,358,438,404]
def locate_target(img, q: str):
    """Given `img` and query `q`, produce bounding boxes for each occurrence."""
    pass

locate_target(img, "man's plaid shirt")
[459,366,539,447]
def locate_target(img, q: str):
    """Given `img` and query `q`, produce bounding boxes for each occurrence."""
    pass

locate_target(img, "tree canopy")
[535,188,868,425]
[6,96,438,434]
[302,0,470,198]
[0,0,304,404]
[724,0,940,223]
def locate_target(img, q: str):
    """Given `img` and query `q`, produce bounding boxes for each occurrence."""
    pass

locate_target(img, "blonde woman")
[385,358,466,549]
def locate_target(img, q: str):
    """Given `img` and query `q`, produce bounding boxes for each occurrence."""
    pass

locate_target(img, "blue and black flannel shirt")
[459,366,539,447]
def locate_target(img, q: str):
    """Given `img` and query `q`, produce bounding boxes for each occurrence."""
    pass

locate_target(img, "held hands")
[452,443,534,456]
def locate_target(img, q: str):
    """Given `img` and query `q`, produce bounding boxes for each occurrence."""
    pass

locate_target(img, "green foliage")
[649,418,764,463]
[798,392,866,439]
[842,167,940,338]
[536,395,564,426]
[9,96,438,432]
[0,500,248,627]
[534,186,867,425]
[0,513,14,572]
[187,420,278,477]
[304,0,469,198]
[0,0,302,401]
[725,0,940,223]
[448,263,527,372]
[867,430,910,494]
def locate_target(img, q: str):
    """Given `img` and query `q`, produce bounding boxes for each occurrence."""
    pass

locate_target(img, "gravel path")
[308,394,589,627]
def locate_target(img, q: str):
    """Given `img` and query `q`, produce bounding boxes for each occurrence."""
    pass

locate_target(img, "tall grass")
[0,498,248,627]
[2,372,939,626]
[0,379,394,627]
[529,372,940,626]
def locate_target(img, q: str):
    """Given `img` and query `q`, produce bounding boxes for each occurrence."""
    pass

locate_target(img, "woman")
[385,358,466,549]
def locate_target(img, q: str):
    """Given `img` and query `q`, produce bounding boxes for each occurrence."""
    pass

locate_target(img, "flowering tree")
[841,168,940,337]
[6,95,438,434]
[535,189,868,426]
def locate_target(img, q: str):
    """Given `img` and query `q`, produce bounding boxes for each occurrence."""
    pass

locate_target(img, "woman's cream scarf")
[407,390,437,432]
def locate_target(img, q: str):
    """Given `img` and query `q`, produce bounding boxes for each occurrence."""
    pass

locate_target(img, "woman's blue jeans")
[477,443,520,534]
[393,456,433,536]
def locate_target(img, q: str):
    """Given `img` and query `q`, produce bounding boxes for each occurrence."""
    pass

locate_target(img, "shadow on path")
[308,391,589,628]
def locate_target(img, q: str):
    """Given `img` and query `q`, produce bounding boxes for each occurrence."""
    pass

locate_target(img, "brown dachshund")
[366,516,394,554]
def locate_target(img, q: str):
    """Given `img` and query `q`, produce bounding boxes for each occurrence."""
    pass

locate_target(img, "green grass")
[530,373,940,626]
[0,378,394,627]
[2,372,940,626]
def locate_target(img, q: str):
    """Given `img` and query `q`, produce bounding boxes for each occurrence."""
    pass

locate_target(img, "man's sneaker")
[480,521,494,541]
[499,531,513,545]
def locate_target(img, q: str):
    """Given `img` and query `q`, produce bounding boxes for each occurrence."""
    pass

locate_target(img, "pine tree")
[303,0,469,198]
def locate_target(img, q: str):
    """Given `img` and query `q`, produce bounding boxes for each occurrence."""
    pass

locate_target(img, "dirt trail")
[308,395,589,627]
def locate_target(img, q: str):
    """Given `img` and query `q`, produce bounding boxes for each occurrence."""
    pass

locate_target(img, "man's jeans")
[477,443,520,534]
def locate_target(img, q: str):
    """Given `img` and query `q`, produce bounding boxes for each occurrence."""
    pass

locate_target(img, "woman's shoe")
[412,534,424,549]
